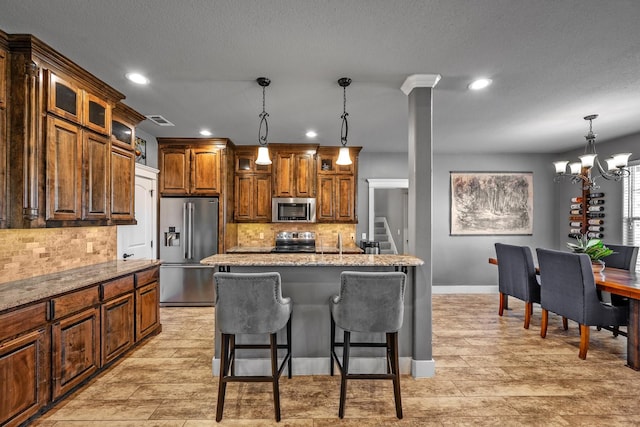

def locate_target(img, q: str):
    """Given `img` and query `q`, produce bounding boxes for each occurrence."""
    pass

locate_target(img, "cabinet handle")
[49,300,56,320]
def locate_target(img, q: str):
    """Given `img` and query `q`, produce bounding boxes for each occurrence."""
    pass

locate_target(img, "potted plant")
[566,236,614,272]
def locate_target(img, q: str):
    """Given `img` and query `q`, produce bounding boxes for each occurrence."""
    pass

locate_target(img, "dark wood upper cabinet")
[271,145,317,198]
[109,145,135,223]
[234,147,272,222]
[6,34,126,228]
[316,146,361,223]
[158,138,231,197]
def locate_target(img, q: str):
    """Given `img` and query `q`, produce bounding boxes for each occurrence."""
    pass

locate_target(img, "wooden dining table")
[489,257,640,370]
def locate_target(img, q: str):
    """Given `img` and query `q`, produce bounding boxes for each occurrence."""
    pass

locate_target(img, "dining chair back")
[604,244,639,271]
[536,248,628,359]
[494,243,540,329]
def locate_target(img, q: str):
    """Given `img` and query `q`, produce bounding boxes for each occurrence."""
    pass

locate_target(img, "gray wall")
[358,151,557,287]
[135,128,159,169]
[553,131,640,248]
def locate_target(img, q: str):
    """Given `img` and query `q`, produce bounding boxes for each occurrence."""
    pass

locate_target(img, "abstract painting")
[450,172,533,235]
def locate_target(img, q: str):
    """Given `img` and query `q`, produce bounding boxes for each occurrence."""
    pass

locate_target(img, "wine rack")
[568,188,605,239]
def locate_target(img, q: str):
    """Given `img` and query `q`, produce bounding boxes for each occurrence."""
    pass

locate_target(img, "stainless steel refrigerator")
[159,197,218,306]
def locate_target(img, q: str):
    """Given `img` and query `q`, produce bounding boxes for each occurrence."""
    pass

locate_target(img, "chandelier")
[255,77,272,165]
[553,114,631,189]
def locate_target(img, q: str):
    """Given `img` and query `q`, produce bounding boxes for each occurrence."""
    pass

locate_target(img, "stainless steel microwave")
[272,198,317,223]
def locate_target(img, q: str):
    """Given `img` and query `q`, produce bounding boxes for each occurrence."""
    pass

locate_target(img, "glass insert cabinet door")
[47,72,82,124]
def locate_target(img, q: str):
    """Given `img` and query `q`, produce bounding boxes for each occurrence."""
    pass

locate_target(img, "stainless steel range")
[271,231,316,253]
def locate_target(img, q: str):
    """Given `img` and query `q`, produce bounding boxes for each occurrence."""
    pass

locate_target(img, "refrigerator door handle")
[186,202,194,260]
[183,202,189,260]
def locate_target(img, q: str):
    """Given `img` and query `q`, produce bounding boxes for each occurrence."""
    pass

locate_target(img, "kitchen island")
[200,253,427,377]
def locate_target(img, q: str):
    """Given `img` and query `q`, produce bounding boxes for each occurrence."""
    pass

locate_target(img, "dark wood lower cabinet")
[0,265,161,425]
[136,281,159,341]
[52,307,100,400]
[0,328,50,427]
[101,292,134,366]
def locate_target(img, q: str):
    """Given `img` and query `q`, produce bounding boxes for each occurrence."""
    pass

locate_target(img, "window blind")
[622,160,640,271]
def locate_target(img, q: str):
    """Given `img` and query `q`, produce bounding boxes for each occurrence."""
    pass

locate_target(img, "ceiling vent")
[145,115,175,126]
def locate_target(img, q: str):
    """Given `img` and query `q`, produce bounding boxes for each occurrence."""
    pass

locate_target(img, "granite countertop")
[0,259,162,312]
[226,246,364,254]
[201,253,423,267]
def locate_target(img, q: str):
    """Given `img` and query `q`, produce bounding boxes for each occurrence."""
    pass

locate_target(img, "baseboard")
[433,285,498,294]
[411,359,436,378]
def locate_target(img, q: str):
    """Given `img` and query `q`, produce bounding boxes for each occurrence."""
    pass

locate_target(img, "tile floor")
[31,294,640,426]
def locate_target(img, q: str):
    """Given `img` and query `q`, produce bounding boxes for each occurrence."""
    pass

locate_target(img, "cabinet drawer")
[101,275,134,301]
[136,267,159,288]
[0,302,47,342]
[52,286,99,320]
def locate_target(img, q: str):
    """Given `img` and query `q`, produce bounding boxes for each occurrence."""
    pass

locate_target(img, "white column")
[401,74,440,378]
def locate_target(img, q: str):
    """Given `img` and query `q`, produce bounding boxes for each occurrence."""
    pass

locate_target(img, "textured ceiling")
[1,0,639,154]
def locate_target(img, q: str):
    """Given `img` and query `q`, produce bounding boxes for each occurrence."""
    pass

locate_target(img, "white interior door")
[117,165,158,260]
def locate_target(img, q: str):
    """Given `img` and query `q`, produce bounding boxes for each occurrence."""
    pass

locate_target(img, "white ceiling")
[2,0,639,154]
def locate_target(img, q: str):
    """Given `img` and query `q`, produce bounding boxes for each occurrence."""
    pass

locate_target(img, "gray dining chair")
[330,271,406,419]
[494,243,541,329]
[213,272,292,422]
[604,244,639,305]
[536,248,628,359]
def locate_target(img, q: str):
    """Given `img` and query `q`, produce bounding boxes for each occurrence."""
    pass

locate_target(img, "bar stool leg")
[287,318,292,378]
[330,315,336,376]
[270,333,282,422]
[338,330,350,419]
[229,334,236,376]
[388,332,403,419]
[216,333,229,422]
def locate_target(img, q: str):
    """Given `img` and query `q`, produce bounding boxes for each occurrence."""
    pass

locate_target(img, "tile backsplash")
[0,226,116,284]
[237,223,358,247]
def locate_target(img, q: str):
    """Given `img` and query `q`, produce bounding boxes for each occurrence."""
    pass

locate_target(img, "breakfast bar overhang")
[200,254,430,378]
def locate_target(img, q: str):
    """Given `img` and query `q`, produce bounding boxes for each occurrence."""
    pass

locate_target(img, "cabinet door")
[273,152,294,197]
[83,131,110,220]
[47,71,82,124]
[159,147,189,195]
[234,175,253,221]
[110,146,135,222]
[255,174,272,221]
[190,147,220,195]
[295,153,315,197]
[0,329,49,426]
[83,92,111,135]
[317,176,336,222]
[335,175,355,222]
[101,292,134,365]
[47,116,82,221]
[136,281,159,341]
[51,307,100,400]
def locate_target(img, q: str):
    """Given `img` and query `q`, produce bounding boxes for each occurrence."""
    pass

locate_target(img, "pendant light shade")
[255,77,272,165]
[336,77,352,166]
[256,146,271,165]
[336,146,352,166]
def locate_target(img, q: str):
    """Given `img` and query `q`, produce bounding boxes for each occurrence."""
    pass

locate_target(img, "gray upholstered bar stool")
[330,271,406,419]
[213,272,292,422]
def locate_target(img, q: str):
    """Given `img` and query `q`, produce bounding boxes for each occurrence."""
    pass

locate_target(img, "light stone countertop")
[0,259,162,312]
[200,253,423,267]
[226,246,364,254]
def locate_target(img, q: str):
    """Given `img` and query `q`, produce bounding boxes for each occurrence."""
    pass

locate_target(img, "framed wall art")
[134,136,147,165]
[450,171,533,235]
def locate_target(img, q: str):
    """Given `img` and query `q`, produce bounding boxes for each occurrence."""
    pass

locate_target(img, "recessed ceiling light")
[199,129,212,136]
[125,72,149,85]
[468,78,492,90]
[305,130,317,138]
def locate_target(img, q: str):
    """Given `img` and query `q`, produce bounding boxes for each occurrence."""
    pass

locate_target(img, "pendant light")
[336,77,353,165]
[255,77,272,165]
